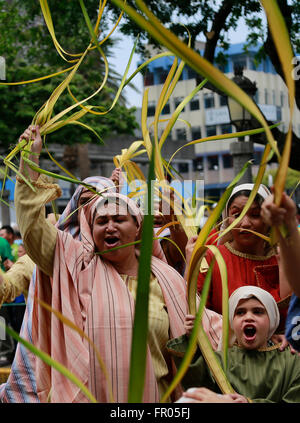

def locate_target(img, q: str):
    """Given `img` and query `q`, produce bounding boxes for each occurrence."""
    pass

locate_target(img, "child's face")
[232,297,270,350]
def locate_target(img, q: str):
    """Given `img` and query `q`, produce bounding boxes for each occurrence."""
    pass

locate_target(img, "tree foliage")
[0,0,138,151]
[261,168,300,191]
[110,0,299,66]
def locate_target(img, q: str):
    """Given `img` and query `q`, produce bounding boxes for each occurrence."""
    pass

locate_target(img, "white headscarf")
[229,286,280,340]
[224,183,271,219]
[217,183,271,245]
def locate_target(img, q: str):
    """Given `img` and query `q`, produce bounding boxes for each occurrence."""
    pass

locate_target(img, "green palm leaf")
[128,145,155,402]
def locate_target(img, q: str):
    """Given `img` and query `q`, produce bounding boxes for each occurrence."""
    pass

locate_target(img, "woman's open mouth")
[243,325,257,341]
[104,236,120,248]
[239,230,252,236]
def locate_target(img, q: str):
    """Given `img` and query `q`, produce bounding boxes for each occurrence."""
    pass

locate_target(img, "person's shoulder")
[0,236,11,251]
[151,255,185,281]
[0,236,9,246]
[207,243,228,258]
[216,243,228,253]
[152,254,179,271]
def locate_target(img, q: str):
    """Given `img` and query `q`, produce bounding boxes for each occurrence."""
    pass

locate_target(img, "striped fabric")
[32,231,189,402]
[57,176,116,239]
[0,269,38,402]
[31,192,188,402]
[0,176,112,403]
[10,178,223,403]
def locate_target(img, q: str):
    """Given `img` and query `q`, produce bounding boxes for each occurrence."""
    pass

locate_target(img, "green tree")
[0,0,138,152]
[261,168,300,191]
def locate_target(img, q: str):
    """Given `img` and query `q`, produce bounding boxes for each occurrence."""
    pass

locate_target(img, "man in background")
[0,226,19,262]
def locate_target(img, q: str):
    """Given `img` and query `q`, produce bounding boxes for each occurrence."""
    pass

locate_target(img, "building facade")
[143,41,300,201]
[0,130,195,225]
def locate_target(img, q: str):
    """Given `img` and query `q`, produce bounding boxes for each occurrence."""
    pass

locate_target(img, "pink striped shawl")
[32,193,187,403]
[31,192,223,403]
[0,176,117,403]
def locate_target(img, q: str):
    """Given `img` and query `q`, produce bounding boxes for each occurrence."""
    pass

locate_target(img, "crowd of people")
[0,123,300,403]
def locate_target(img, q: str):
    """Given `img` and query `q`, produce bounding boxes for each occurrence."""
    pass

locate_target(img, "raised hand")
[19,125,42,181]
[261,192,297,233]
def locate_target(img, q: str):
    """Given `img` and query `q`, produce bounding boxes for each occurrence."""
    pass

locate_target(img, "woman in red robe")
[189,184,290,329]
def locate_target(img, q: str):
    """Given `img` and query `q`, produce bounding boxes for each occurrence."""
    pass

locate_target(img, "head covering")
[33,190,186,403]
[217,183,271,245]
[224,183,271,219]
[81,191,166,263]
[229,286,280,340]
[57,176,116,239]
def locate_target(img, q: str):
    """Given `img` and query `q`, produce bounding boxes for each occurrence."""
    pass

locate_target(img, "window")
[190,96,200,111]
[161,102,170,115]
[174,97,185,112]
[191,126,201,140]
[206,125,217,137]
[144,72,154,86]
[219,95,227,107]
[250,58,257,70]
[263,60,267,72]
[204,94,215,109]
[193,157,204,171]
[276,106,282,121]
[187,66,197,79]
[176,128,186,141]
[264,89,269,104]
[223,154,233,169]
[232,58,247,71]
[253,150,263,165]
[147,102,156,117]
[254,90,259,103]
[280,91,285,107]
[157,67,169,84]
[272,90,276,105]
[220,124,232,134]
[207,155,219,170]
[178,162,189,173]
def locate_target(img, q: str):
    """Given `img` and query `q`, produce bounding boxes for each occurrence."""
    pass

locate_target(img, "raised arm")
[15,125,61,277]
[261,192,300,298]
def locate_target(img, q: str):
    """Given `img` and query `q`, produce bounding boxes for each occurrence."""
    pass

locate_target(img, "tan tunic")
[0,254,35,306]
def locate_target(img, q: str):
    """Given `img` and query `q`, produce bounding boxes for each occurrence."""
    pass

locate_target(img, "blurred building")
[2,42,300,224]
[143,41,300,201]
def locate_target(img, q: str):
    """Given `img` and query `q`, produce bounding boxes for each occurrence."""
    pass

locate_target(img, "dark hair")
[0,225,15,235]
[227,190,264,213]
